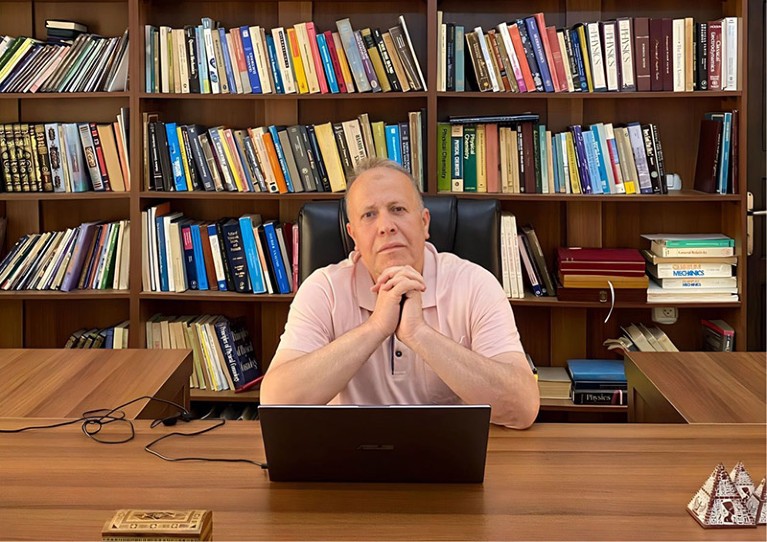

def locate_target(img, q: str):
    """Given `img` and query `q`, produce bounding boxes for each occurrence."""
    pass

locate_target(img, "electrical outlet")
[652,307,678,325]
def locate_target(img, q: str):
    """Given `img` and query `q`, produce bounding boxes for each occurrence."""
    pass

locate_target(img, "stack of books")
[642,234,738,303]
[64,321,129,349]
[604,323,679,353]
[701,318,735,351]
[566,359,627,406]
[45,19,87,45]
[556,247,647,302]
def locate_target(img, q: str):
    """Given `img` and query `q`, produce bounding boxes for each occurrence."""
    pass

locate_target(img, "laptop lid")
[258,405,491,483]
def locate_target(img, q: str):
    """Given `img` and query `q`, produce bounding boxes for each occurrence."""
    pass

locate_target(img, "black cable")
[0,394,268,468]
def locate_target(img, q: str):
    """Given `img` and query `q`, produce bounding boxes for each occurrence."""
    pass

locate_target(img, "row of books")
[438,12,739,93]
[533,358,628,405]
[142,204,297,295]
[0,30,129,93]
[499,215,554,299]
[146,313,263,393]
[64,321,130,349]
[144,15,425,95]
[144,111,424,194]
[694,110,739,195]
[0,219,130,292]
[438,114,667,195]
[642,234,738,304]
[0,117,130,193]
[603,322,680,355]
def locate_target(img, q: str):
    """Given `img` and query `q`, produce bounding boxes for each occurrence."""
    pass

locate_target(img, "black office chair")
[297,196,501,283]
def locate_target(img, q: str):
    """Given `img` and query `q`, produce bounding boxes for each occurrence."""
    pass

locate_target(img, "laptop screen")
[259,405,491,483]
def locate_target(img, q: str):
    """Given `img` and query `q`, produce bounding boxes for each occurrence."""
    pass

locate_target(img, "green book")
[462,124,477,192]
[436,123,451,192]
[641,234,735,248]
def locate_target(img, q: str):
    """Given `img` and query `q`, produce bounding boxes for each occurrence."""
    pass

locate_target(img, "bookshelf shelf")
[139,92,430,101]
[437,91,743,99]
[0,291,130,300]
[191,389,261,403]
[139,291,294,302]
[0,193,130,201]
[0,93,130,100]
[510,297,741,309]
[138,191,342,200]
[436,191,742,202]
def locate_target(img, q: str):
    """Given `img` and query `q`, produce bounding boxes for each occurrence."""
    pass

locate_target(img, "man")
[260,157,539,428]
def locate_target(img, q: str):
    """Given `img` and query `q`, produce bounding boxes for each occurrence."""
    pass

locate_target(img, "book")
[641,233,734,248]
[536,366,572,400]
[701,318,735,352]
[566,359,626,383]
[557,247,646,275]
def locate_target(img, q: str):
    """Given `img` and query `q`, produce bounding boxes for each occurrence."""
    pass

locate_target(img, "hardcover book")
[566,359,626,383]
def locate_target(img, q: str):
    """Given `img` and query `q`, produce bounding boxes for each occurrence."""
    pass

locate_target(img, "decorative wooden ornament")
[745,478,767,526]
[687,463,756,528]
[730,462,756,498]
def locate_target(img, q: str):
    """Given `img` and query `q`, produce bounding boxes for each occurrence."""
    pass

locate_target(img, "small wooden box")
[102,509,212,541]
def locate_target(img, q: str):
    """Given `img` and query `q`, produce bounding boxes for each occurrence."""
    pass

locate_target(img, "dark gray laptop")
[258,405,491,483]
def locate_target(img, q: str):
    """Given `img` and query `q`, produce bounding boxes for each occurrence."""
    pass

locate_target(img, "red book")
[546,26,569,92]
[324,30,347,93]
[557,247,646,275]
[707,20,723,90]
[661,18,673,91]
[649,18,664,91]
[305,22,329,94]
[485,123,499,192]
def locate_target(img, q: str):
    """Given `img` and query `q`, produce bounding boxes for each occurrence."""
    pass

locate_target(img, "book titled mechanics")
[102,509,212,541]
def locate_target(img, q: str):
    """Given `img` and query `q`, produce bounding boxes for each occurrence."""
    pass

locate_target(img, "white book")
[117,220,131,290]
[436,11,444,92]
[603,123,626,194]
[294,23,319,94]
[162,212,184,291]
[672,18,685,92]
[38,227,77,290]
[201,22,220,94]
[499,22,524,92]
[174,28,190,93]
[617,18,635,91]
[399,15,427,91]
[207,225,227,290]
[500,213,513,297]
[654,276,737,289]
[474,26,499,91]
[586,22,606,91]
[722,16,739,90]
[341,119,367,168]
[271,27,296,94]
[601,22,618,91]
[647,262,734,279]
[249,26,272,94]
[556,31,574,92]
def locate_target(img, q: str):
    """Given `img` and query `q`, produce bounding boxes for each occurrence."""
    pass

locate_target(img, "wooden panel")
[19,98,129,124]
[278,1,313,27]
[33,2,128,37]
[298,97,428,126]
[0,301,23,347]
[565,0,601,27]
[260,302,290,370]
[140,98,263,128]
[565,201,601,247]
[24,299,129,348]
[40,199,129,231]
[0,1,32,36]
[5,200,39,239]
[140,0,279,29]
[550,307,586,366]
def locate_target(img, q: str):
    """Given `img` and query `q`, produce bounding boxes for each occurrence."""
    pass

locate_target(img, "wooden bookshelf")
[0,0,750,412]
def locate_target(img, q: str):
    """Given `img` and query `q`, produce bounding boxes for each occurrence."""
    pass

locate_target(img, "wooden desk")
[0,419,764,540]
[625,351,766,423]
[0,349,193,419]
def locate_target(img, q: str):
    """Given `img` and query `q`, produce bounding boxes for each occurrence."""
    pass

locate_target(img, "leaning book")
[102,509,212,541]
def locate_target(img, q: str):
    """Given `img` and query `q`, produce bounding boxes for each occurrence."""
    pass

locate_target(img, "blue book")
[154,214,173,291]
[551,134,561,193]
[103,327,114,349]
[221,218,251,293]
[589,125,611,193]
[239,26,262,93]
[218,27,238,93]
[186,125,214,191]
[385,124,402,164]
[237,215,266,294]
[566,359,626,383]
[231,131,255,191]
[195,25,210,93]
[207,223,227,291]
[316,33,339,93]
[265,34,284,94]
[524,17,555,92]
[515,19,544,92]
[706,112,732,194]
[262,221,291,294]
[569,29,589,92]
[267,125,294,192]
[569,125,592,194]
[190,223,208,290]
[164,122,187,191]
[145,26,156,92]
[179,222,197,290]
[581,131,603,194]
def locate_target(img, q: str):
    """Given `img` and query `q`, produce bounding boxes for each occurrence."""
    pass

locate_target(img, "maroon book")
[557,247,646,275]
[649,18,663,91]
[693,118,723,193]
[633,17,651,91]
[556,285,647,303]
[661,18,673,91]
[707,20,723,90]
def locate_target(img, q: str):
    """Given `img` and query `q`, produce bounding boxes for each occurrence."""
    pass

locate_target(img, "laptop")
[258,405,491,483]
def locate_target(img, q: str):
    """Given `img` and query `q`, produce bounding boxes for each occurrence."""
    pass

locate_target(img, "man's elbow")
[491,383,540,429]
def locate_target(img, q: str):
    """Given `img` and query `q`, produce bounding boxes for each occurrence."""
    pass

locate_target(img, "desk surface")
[625,351,766,423]
[0,349,193,418]
[0,419,764,541]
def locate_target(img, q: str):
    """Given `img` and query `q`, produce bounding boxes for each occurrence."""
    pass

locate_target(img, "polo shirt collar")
[354,242,438,312]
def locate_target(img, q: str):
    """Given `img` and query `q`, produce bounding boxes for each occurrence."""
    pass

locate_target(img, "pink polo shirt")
[276,242,524,405]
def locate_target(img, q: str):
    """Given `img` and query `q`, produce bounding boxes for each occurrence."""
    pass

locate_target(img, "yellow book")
[475,124,487,192]
[0,38,35,83]
[614,126,638,194]
[294,23,319,93]
[565,132,581,194]
[216,127,246,191]
[332,31,355,93]
[194,318,222,391]
[360,28,391,92]
[167,30,175,93]
[286,28,309,93]
[182,318,208,390]
[576,25,593,92]
[313,122,346,192]
[371,121,387,158]
[508,129,519,193]
[175,126,194,190]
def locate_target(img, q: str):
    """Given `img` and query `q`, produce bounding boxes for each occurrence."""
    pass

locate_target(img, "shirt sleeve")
[466,266,525,359]
[276,269,336,354]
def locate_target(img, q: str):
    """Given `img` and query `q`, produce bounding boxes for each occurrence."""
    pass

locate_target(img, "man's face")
[345,167,430,280]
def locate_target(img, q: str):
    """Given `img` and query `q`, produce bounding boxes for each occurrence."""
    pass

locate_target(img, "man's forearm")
[406,325,539,428]
[260,321,387,405]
